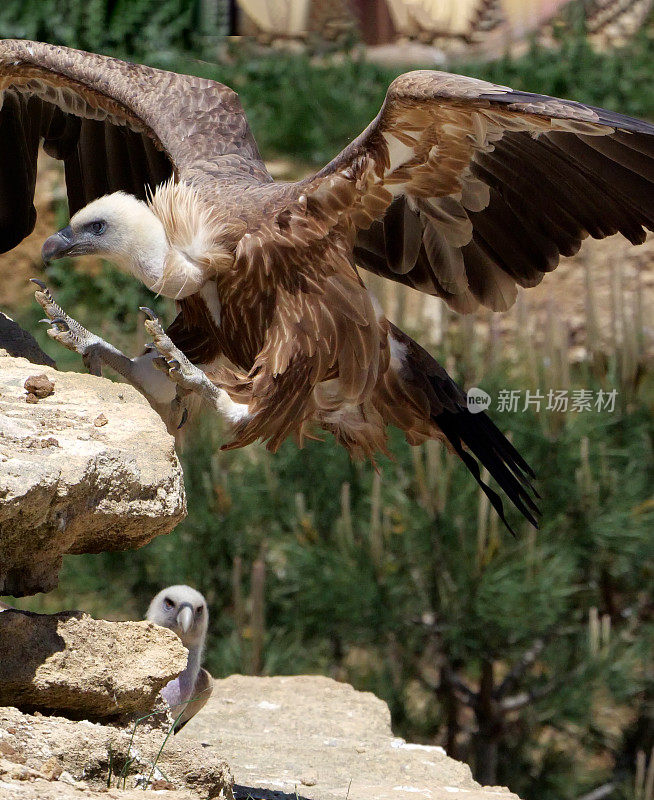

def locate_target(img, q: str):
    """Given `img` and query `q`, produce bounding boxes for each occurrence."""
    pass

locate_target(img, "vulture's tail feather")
[393,324,540,534]
[433,399,541,536]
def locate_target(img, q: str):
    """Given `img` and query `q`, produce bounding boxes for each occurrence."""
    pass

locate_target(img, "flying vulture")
[1,40,653,532]
[146,584,212,730]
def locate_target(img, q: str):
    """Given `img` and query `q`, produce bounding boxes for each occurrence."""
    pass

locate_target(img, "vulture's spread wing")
[0,39,269,253]
[298,70,654,313]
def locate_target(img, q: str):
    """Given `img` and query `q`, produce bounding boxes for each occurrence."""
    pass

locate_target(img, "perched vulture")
[146,585,212,730]
[1,40,653,532]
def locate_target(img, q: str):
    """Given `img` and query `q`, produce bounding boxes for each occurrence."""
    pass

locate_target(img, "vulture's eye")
[163,597,174,609]
[196,606,203,615]
[90,220,106,235]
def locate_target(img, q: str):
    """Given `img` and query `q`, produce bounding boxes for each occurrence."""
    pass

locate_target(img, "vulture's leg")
[33,279,129,377]
[141,307,250,425]
[32,281,182,430]
[141,306,219,396]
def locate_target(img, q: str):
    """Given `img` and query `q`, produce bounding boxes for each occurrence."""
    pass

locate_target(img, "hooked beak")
[41,226,76,263]
[176,603,194,635]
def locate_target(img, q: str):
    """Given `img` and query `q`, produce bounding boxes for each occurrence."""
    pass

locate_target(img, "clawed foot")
[30,283,198,432]
[141,307,213,396]
[142,307,222,430]
[32,279,103,375]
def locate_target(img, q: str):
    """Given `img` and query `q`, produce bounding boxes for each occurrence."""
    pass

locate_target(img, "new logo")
[467,387,491,414]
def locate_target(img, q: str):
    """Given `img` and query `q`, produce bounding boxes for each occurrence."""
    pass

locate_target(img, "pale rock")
[0,706,233,800]
[181,675,523,800]
[0,353,186,596]
[0,610,187,718]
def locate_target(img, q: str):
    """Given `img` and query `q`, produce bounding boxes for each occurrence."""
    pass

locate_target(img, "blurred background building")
[231,0,653,54]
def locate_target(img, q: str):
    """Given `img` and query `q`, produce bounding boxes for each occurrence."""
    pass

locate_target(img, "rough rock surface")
[0,610,188,718]
[0,352,186,596]
[0,706,234,799]
[181,675,521,800]
[0,772,195,800]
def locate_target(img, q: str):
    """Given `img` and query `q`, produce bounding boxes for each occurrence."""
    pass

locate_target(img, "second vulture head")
[146,584,208,652]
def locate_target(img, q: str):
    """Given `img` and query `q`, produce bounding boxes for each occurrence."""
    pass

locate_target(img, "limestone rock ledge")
[0,610,187,719]
[0,352,186,596]
[0,706,234,799]
[181,675,523,800]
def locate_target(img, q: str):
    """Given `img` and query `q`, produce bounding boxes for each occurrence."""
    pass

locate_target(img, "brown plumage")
[2,40,654,531]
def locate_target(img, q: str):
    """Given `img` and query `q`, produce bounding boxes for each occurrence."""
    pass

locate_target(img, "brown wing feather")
[293,70,654,312]
[212,223,383,454]
[166,294,223,366]
[0,39,270,252]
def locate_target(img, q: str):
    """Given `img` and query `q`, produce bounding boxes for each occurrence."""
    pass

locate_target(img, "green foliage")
[465,28,654,121]
[0,0,225,59]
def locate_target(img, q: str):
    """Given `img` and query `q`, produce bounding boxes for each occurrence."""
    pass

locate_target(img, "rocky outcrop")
[0,649,526,800]
[0,706,234,799]
[0,329,524,800]
[0,352,186,596]
[0,610,188,719]
[182,675,521,800]
[0,768,196,800]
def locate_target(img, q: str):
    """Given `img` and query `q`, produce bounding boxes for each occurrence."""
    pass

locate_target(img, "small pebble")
[25,437,59,449]
[0,740,25,764]
[93,413,108,427]
[150,779,176,790]
[58,770,86,787]
[24,374,55,399]
[40,757,62,781]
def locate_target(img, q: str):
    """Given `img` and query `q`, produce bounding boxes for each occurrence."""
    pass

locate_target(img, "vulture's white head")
[146,584,209,653]
[41,190,213,299]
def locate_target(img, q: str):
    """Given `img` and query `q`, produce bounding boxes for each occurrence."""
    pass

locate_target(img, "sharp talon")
[30,278,47,289]
[140,307,157,320]
[38,318,53,325]
[177,408,189,429]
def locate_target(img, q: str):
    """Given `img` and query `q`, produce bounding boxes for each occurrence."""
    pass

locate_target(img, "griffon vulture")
[146,585,212,730]
[1,40,653,532]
